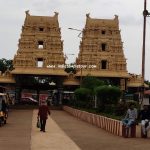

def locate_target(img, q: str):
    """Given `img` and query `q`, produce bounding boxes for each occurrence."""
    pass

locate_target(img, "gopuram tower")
[76,14,129,89]
[12,11,66,76]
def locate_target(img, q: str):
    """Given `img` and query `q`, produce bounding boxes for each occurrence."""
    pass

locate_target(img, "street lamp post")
[68,28,82,38]
[68,27,83,86]
[65,53,75,61]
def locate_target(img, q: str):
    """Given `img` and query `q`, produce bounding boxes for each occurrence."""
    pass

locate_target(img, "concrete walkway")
[31,110,81,150]
[31,110,150,150]
[1,109,150,150]
[51,110,150,150]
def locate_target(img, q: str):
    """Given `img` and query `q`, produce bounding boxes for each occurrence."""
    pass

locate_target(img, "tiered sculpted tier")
[76,14,129,78]
[12,11,67,76]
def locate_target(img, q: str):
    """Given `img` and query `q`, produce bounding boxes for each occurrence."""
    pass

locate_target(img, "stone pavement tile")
[31,110,81,150]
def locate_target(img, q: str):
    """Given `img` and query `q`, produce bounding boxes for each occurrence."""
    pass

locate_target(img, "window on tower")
[39,27,44,31]
[101,43,106,51]
[101,60,107,69]
[101,30,106,35]
[38,41,44,49]
[37,58,43,67]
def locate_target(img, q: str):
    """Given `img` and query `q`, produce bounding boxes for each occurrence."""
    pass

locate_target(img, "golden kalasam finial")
[54,12,59,17]
[86,13,90,18]
[114,15,118,20]
[25,10,30,16]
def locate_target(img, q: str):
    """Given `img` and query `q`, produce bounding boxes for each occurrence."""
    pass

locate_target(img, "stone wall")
[63,106,122,136]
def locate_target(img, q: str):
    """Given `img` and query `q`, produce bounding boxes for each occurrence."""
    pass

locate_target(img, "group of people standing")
[122,103,150,137]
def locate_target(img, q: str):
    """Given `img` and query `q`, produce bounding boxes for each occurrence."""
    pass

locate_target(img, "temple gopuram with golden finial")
[76,14,129,90]
[12,11,67,76]
[0,11,147,103]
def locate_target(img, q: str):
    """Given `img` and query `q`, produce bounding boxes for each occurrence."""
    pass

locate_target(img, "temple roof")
[0,72,16,83]
[11,68,68,76]
[127,74,149,88]
[63,80,80,86]
[127,82,149,88]
[85,14,119,28]
[24,11,59,28]
[63,73,80,86]
[75,70,129,78]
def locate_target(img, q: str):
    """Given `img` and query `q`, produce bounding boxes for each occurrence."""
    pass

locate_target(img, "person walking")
[38,101,51,132]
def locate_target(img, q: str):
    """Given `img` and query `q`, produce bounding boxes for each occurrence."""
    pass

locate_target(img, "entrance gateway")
[11,11,79,104]
[7,11,132,104]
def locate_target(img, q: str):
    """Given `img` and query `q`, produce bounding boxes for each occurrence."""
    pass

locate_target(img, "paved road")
[1,109,150,150]
[51,111,150,150]
[0,110,33,150]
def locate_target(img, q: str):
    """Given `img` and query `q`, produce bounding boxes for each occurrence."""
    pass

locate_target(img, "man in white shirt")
[122,103,137,128]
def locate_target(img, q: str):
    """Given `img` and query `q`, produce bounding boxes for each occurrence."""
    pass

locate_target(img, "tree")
[0,58,13,73]
[95,85,121,112]
[74,88,92,108]
[64,63,76,74]
[81,76,105,92]
[73,76,106,108]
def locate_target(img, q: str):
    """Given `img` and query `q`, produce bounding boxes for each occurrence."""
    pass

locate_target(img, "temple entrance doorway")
[15,74,64,106]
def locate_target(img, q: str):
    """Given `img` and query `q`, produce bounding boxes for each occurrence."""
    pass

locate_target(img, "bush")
[115,100,140,116]
[125,100,139,109]
[81,76,105,91]
[95,85,121,113]
[104,104,116,114]
[74,88,92,108]
[115,101,127,116]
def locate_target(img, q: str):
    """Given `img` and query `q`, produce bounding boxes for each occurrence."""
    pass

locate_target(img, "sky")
[0,0,150,80]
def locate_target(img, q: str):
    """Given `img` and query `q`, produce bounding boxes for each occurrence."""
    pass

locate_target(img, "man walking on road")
[38,101,51,132]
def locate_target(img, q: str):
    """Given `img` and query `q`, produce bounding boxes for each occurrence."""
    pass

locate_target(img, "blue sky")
[0,0,150,80]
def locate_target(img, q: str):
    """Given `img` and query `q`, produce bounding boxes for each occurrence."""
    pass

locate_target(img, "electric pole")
[141,0,150,106]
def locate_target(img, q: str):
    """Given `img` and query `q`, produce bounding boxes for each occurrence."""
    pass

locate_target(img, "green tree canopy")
[95,85,121,105]
[74,87,92,108]
[0,58,13,73]
[64,63,76,74]
[81,76,105,92]
[74,88,92,101]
